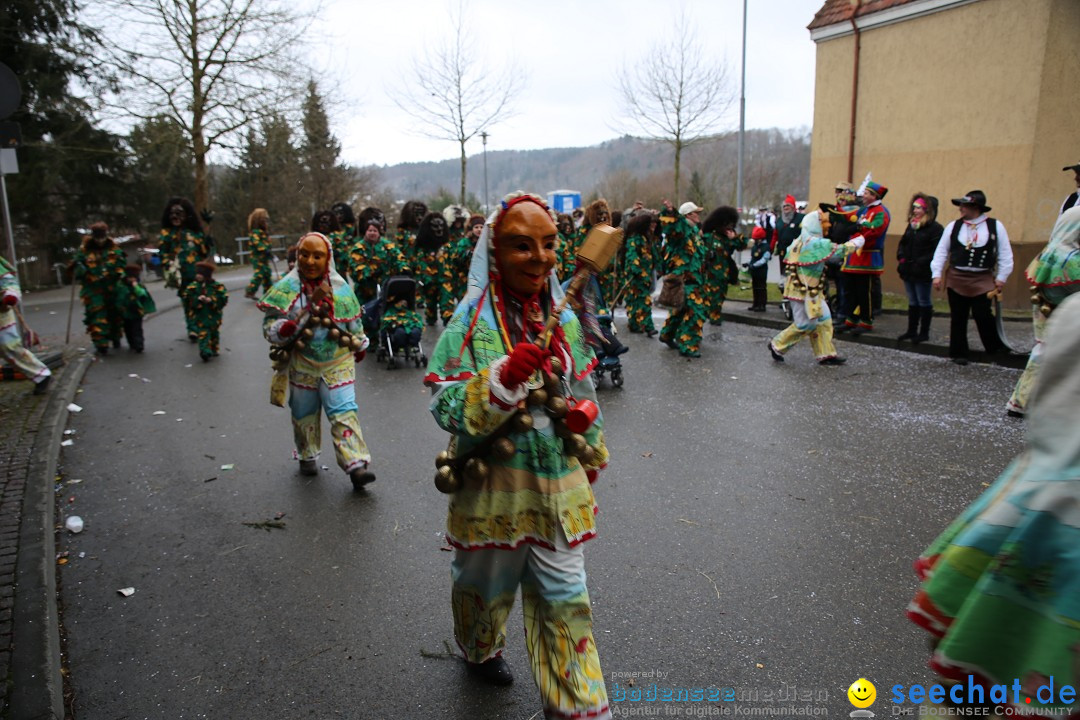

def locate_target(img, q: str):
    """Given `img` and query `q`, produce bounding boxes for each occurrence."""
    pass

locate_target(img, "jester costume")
[440,232,473,326]
[425,199,611,720]
[622,230,657,334]
[658,214,707,357]
[180,265,228,360]
[159,226,212,337]
[259,235,372,478]
[704,230,746,325]
[769,212,847,363]
[1006,207,1080,417]
[245,228,275,298]
[840,186,890,332]
[0,257,51,391]
[72,236,125,351]
[907,293,1080,713]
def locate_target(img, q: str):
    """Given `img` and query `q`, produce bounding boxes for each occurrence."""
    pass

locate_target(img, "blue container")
[547,190,581,215]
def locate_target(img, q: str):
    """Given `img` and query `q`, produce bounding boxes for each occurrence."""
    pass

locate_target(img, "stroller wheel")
[414,355,421,368]
[611,369,624,388]
[420,354,427,365]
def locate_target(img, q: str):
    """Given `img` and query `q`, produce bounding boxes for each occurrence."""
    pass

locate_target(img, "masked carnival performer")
[349,219,410,335]
[658,201,707,358]
[622,211,659,336]
[767,210,852,366]
[72,222,126,354]
[181,261,228,361]
[907,293,1080,713]
[0,256,51,394]
[415,211,450,326]
[576,200,617,302]
[701,206,747,326]
[245,208,275,299]
[159,197,212,341]
[259,232,374,489]
[425,192,611,720]
[837,181,890,335]
[1005,206,1080,418]
[330,202,357,278]
[396,200,428,269]
[556,213,577,281]
[440,214,483,327]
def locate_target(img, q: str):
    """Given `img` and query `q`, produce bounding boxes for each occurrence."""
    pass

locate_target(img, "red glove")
[278,320,297,338]
[353,350,365,363]
[586,469,599,484]
[501,343,545,389]
[1,294,16,307]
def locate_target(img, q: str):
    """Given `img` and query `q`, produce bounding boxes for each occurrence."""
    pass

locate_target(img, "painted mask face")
[596,208,610,225]
[169,205,185,227]
[297,235,329,281]
[431,217,447,238]
[315,215,333,234]
[413,206,427,225]
[495,202,558,297]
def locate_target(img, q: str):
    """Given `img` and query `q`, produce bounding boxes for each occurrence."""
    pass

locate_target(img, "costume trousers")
[81,290,121,348]
[946,288,1003,358]
[178,279,199,336]
[842,273,874,329]
[705,273,729,323]
[0,324,51,383]
[770,300,838,360]
[123,317,145,352]
[452,535,610,720]
[288,377,370,473]
[196,327,220,356]
[246,261,273,297]
[422,280,440,326]
[659,284,706,354]
[1007,305,1045,415]
[623,274,655,333]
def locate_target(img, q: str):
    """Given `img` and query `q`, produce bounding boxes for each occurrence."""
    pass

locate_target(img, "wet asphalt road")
[46,282,1027,719]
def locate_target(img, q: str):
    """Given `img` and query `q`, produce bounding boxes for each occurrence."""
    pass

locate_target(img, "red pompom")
[278,320,297,338]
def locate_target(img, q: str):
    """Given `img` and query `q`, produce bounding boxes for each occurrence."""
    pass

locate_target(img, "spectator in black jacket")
[896,193,943,343]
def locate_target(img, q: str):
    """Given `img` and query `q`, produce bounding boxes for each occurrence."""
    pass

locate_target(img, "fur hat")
[467,214,485,228]
[583,199,610,227]
[124,264,142,278]
[194,261,215,279]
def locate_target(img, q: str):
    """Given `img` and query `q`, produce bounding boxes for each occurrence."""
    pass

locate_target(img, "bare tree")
[616,14,735,204]
[389,0,524,206]
[88,0,313,216]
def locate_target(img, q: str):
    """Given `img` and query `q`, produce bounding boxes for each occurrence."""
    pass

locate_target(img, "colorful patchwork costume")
[72,231,125,352]
[907,293,1080,713]
[0,257,51,393]
[180,262,228,361]
[425,195,611,720]
[259,233,373,480]
[1006,206,1080,416]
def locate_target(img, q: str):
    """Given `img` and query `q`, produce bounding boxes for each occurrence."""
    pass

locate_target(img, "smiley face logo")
[847,678,877,708]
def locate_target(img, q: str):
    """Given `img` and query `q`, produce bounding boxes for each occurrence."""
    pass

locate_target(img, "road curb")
[12,351,93,720]
[716,307,1030,370]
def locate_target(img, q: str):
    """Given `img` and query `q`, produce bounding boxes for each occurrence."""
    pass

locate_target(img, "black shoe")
[679,349,701,358]
[952,357,969,366]
[645,329,658,338]
[628,327,642,334]
[95,346,108,356]
[188,332,198,343]
[201,352,211,362]
[466,656,514,686]
[849,327,868,337]
[768,342,784,362]
[819,356,847,366]
[660,337,677,349]
[299,459,318,476]
[913,333,929,345]
[897,332,916,342]
[32,375,51,395]
[350,468,376,490]
[834,325,851,334]
[1006,409,1025,419]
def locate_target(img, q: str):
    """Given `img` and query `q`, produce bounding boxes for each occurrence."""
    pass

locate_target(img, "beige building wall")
[808,0,1080,306]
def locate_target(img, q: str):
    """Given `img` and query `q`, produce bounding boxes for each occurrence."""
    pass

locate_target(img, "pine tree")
[300,80,348,212]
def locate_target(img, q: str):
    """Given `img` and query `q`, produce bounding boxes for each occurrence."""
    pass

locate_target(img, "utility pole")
[736,0,747,214]
[480,131,489,216]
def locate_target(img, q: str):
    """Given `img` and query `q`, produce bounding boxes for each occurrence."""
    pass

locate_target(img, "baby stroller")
[563,276,628,388]
[374,275,427,370]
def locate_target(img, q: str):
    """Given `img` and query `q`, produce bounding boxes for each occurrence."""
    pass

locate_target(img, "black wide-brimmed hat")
[951,190,991,212]
[1063,162,1080,173]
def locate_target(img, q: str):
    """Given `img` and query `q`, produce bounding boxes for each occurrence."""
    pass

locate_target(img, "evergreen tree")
[127,116,194,233]
[300,80,349,212]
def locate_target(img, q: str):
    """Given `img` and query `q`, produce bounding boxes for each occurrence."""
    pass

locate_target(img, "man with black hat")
[930,190,1014,365]
[1061,162,1080,215]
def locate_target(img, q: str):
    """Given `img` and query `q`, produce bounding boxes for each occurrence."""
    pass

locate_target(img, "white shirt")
[930,214,1013,284]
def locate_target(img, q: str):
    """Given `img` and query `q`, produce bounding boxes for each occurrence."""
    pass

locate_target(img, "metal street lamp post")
[480,131,489,216]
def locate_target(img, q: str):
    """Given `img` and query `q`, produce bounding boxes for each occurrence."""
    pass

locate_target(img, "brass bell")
[553,419,573,438]
[435,450,451,468]
[527,387,549,406]
[350,337,364,351]
[512,412,534,434]
[1031,295,1040,304]
[321,316,333,328]
[464,457,490,482]
[544,372,562,393]
[566,433,588,457]
[338,334,352,348]
[492,437,516,460]
[580,445,596,466]
[434,465,460,494]
[546,396,568,418]
[329,328,341,341]
[549,357,564,376]
[1041,304,1053,316]
[302,327,315,339]
[295,339,306,350]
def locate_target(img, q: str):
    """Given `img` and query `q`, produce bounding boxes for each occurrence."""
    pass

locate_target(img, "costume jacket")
[661,216,705,285]
[348,236,409,304]
[159,228,211,285]
[841,201,890,275]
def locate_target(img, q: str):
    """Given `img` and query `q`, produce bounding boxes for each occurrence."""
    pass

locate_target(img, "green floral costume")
[439,233,473,325]
[245,228,274,298]
[621,232,656,333]
[72,241,126,349]
[329,228,355,279]
[348,236,409,305]
[159,227,211,336]
[180,278,228,358]
[115,280,157,320]
[658,215,707,356]
[704,230,746,325]
[557,230,577,281]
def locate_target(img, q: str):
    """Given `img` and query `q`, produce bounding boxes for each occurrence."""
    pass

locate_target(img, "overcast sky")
[312,0,819,168]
